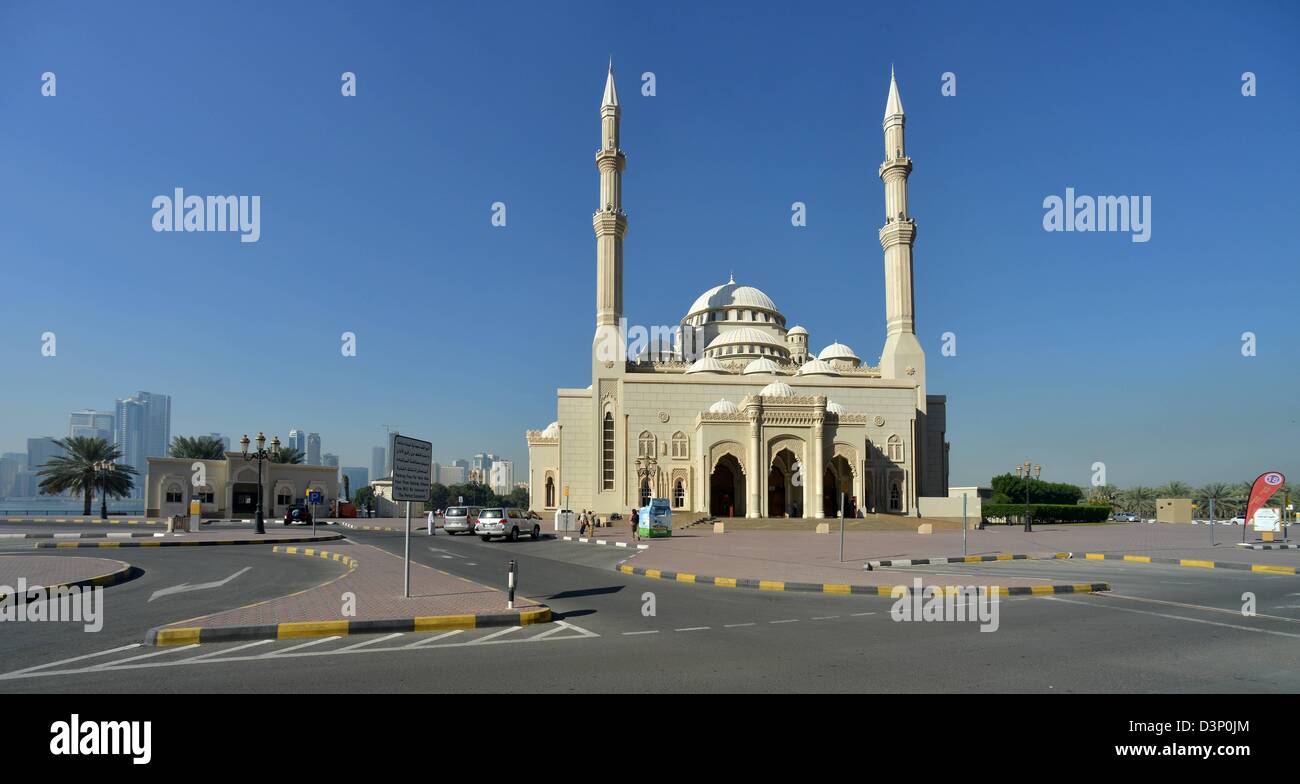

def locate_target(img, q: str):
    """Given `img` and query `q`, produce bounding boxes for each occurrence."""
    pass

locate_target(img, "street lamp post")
[94,460,112,520]
[1015,461,1041,532]
[240,432,281,535]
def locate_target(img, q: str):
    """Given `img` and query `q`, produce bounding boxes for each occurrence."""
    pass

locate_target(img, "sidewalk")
[0,555,140,599]
[147,540,548,645]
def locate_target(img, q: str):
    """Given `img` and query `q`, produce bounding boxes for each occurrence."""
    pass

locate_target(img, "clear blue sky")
[1,0,1297,488]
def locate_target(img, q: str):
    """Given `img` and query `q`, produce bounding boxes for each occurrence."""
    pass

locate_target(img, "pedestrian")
[630,507,639,541]
[579,509,588,536]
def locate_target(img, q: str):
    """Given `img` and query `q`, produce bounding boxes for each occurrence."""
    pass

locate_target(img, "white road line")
[811,616,839,620]
[0,643,142,678]
[182,639,275,661]
[850,612,876,617]
[769,619,799,624]
[675,626,709,632]
[467,626,521,645]
[262,636,342,656]
[1100,592,1300,624]
[723,622,756,628]
[1044,596,1300,639]
[333,633,405,652]
[403,629,465,648]
[92,644,199,668]
[622,630,660,635]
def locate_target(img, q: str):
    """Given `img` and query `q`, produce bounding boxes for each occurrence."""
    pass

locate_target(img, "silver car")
[443,506,481,535]
[476,507,541,542]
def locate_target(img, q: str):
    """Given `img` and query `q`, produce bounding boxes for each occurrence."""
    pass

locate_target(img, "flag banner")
[1246,471,1286,529]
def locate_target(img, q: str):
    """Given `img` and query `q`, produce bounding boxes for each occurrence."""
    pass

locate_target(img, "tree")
[1155,481,1193,499]
[353,486,375,512]
[342,475,351,502]
[36,436,137,515]
[1086,484,1121,510]
[990,473,1083,505]
[271,447,305,465]
[169,435,226,460]
[1195,482,1239,518]
[1117,486,1157,518]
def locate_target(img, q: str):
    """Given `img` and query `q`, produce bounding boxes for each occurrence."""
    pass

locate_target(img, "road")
[1,522,1298,692]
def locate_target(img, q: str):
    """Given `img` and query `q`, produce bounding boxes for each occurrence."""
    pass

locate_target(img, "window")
[890,481,902,512]
[545,476,555,508]
[638,431,656,458]
[602,412,615,490]
[198,490,214,504]
[165,486,183,504]
[276,489,292,506]
[887,435,904,462]
[640,480,651,507]
[671,432,688,459]
[673,479,686,509]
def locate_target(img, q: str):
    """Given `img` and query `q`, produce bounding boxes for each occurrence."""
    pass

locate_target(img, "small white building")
[145,453,339,520]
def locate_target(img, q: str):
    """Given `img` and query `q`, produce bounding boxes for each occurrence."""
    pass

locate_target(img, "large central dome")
[683,275,782,322]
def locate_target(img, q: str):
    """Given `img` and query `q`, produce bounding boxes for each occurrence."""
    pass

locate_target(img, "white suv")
[476,508,541,542]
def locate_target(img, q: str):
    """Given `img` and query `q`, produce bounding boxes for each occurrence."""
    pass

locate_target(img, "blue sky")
[1,0,1296,488]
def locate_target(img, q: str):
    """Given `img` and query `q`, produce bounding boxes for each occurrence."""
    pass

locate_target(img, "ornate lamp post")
[1015,461,1041,532]
[94,459,113,520]
[240,432,280,535]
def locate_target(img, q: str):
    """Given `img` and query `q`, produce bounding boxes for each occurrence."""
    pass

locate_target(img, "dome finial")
[728,271,735,284]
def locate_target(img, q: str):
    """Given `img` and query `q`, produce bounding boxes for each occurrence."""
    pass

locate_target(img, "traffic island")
[1081,553,1298,575]
[145,541,550,645]
[0,555,142,601]
[33,531,345,549]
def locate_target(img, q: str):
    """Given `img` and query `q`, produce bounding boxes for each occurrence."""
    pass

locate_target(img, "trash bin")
[167,515,185,533]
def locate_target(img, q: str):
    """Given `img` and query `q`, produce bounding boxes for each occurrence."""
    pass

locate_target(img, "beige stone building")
[526,65,950,519]
[145,454,339,520]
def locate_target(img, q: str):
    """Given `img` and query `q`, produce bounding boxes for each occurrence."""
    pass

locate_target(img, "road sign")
[390,435,433,502]
[308,490,323,505]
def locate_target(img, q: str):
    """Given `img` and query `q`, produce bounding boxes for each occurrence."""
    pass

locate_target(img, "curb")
[1235,543,1299,551]
[1081,552,1298,575]
[2,517,163,526]
[0,532,165,540]
[616,563,1108,598]
[866,552,1071,569]
[0,559,143,602]
[144,545,551,645]
[34,533,345,549]
[562,535,649,550]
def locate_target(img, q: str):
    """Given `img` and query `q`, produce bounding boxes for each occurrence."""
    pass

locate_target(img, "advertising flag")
[1245,471,1286,529]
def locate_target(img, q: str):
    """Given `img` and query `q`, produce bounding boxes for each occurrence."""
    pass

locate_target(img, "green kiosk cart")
[637,498,673,538]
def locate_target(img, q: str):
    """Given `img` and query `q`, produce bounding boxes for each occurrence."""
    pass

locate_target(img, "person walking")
[630,507,640,541]
[579,509,589,537]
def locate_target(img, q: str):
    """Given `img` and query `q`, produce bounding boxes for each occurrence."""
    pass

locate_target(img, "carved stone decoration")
[874,415,885,427]
[905,366,916,376]
[658,410,670,423]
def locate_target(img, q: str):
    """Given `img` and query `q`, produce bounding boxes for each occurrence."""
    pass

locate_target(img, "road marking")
[850,612,876,617]
[334,633,405,652]
[769,619,798,624]
[467,626,521,644]
[723,622,756,628]
[811,616,839,620]
[183,639,274,661]
[622,630,660,636]
[1100,592,1300,624]
[675,626,709,632]
[264,636,342,656]
[0,643,141,678]
[428,547,464,558]
[1045,596,1300,639]
[149,566,252,602]
[92,644,199,668]
[403,629,465,648]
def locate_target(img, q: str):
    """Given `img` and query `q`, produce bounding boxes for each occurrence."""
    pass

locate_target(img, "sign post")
[308,490,323,535]
[390,434,433,598]
[962,493,968,557]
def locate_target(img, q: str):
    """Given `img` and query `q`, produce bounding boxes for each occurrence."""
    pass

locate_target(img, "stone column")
[811,400,826,519]
[747,407,761,518]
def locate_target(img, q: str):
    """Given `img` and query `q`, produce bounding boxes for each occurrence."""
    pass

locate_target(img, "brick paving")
[154,540,541,631]
[0,555,130,590]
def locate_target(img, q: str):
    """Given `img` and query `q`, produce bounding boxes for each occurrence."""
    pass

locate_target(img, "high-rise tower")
[877,68,926,414]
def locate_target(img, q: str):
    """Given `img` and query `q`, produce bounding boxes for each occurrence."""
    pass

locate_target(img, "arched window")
[887,434,904,462]
[638,431,656,458]
[165,484,184,504]
[602,412,615,490]
[545,476,555,508]
[640,480,651,507]
[671,432,688,459]
[890,480,902,512]
[673,479,686,509]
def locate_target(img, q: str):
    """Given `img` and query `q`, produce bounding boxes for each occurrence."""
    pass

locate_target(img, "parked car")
[283,504,313,526]
[1113,512,1140,522]
[443,505,481,535]
[1227,516,1246,526]
[476,508,541,542]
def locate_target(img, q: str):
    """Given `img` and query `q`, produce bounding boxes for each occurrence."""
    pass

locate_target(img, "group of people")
[577,508,642,542]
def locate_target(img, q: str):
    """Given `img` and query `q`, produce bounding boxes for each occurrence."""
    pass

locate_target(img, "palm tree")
[169,435,227,460]
[1086,484,1121,511]
[1118,485,1157,519]
[1196,482,1238,519]
[1156,481,1193,499]
[272,447,305,465]
[36,436,137,515]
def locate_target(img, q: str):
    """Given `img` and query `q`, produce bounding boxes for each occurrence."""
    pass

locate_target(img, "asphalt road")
[2,522,1298,693]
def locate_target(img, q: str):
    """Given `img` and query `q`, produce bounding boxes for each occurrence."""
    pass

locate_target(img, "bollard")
[507,559,517,609]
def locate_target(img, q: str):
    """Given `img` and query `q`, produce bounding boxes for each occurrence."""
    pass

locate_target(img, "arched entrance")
[824,455,854,517]
[709,454,744,517]
[769,448,800,518]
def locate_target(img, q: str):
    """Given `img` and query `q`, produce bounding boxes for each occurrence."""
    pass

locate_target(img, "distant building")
[69,410,115,442]
[306,433,322,465]
[115,391,171,498]
[440,465,466,485]
[287,429,305,453]
[209,433,232,451]
[431,461,443,483]
[0,456,20,498]
[145,455,338,520]
[322,453,339,468]
[371,446,386,481]
[490,460,514,495]
[340,467,369,499]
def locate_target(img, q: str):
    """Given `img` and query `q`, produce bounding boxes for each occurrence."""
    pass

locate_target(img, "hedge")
[981,503,1112,524]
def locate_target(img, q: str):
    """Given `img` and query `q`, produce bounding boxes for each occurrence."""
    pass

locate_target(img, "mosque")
[526,64,950,520]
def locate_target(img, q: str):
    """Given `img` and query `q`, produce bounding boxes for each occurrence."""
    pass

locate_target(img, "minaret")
[877,67,926,413]
[593,58,627,335]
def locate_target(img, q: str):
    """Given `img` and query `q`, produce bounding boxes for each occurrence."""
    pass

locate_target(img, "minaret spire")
[602,57,619,107]
[593,60,627,334]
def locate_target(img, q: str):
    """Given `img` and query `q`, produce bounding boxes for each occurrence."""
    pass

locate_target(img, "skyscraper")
[209,433,232,452]
[307,433,322,465]
[371,446,386,481]
[115,391,171,497]
[288,429,306,453]
[489,460,514,495]
[69,410,115,442]
[341,467,369,499]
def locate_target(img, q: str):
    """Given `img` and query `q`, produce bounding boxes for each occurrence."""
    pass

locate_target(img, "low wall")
[917,494,982,522]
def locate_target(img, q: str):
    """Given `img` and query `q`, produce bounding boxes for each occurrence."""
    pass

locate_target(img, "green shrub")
[981,503,1111,524]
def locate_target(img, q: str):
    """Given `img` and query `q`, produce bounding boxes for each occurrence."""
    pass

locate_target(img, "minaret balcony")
[878,219,917,248]
[878,156,912,178]
[595,148,627,167]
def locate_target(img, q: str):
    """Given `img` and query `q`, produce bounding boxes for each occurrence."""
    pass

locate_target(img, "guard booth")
[637,498,672,538]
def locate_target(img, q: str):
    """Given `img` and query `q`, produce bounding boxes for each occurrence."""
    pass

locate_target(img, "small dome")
[742,358,783,376]
[708,399,739,414]
[685,357,730,374]
[796,358,839,376]
[817,342,859,362]
[825,401,846,416]
[542,421,560,437]
[787,325,808,337]
[758,381,796,397]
